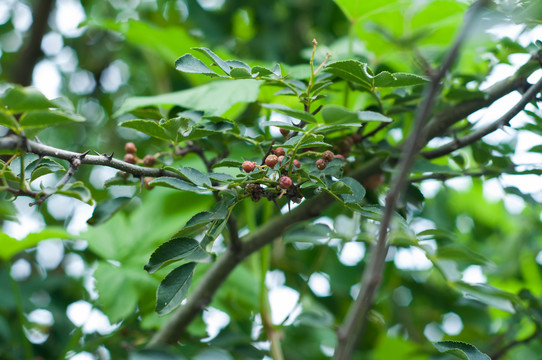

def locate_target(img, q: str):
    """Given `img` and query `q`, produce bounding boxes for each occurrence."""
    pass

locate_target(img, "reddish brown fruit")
[334,154,346,161]
[362,173,385,190]
[293,159,301,168]
[143,155,157,167]
[274,147,286,157]
[278,155,285,164]
[265,154,279,168]
[316,158,327,170]
[322,150,334,162]
[124,142,137,154]
[279,175,293,189]
[280,128,290,137]
[144,177,154,190]
[242,161,256,173]
[124,153,136,164]
[351,133,362,142]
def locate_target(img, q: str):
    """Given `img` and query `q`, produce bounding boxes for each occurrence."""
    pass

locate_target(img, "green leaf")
[175,54,220,77]
[437,244,493,266]
[87,197,132,226]
[321,105,392,123]
[338,177,366,203]
[19,110,85,128]
[433,340,491,360]
[156,262,197,315]
[160,117,190,141]
[0,228,74,261]
[330,180,354,195]
[173,210,226,238]
[225,59,251,72]
[283,223,333,244]
[261,103,318,123]
[230,67,254,79]
[116,80,262,117]
[91,19,199,65]
[94,261,157,323]
[211,158,243,169]
[149,177,209,193]
[120,119,171,142]
[57,181,93,204]
[193,47,231,75]
[144,237,211,274]
[324,60,373,91]
[178,167,212,187]
[373,71,429,87]
[262,121,303,132]
[0,109,20,132]
[0,86,57,113]
[251,65,277,77]
[454,282,517,313]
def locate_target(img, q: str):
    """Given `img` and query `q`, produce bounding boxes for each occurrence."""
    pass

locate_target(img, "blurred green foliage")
[1,0,542,359]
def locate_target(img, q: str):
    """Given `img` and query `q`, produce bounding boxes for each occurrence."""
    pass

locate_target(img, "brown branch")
[333,2,488,358]
[423,72,532,143]
[422,76,542,159]
[11,0,55,86]
[146,157,383,347]
[491,330,541,360]
[0,134,181,179]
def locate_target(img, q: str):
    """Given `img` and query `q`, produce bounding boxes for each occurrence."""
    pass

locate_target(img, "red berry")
[274,147,286,157]
[124,142,137,154]
[334,154,345,161]
[280,128,290,137]
[143,155,156,167]
[322,150,334,162]
[293,159,301,168]
[316,158,327,170]
[124,153,136,164]
[279,175,292,189]
[242,161,256,173]
[265,154,279,168]
[278,155,285,164]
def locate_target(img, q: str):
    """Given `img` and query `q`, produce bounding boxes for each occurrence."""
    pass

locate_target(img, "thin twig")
[146,158,383,347]
[491,330,540,360]
[422,75,542,159]
[333,2,488,358]
[359,122,390,142]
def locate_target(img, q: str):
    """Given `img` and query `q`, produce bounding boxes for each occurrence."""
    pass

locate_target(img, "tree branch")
[146,157,383,347]
[333,2,488,358]
[422,75,542,159]
[423,68,533,143]
[11,0,55,86]
[0,134,183,180]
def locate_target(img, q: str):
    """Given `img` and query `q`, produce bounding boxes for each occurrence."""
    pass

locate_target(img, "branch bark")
[11,0,55,86]
[0,134,182,179]
[422,76,542,159]
[333,1,488,358]
[146,158,383,347]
